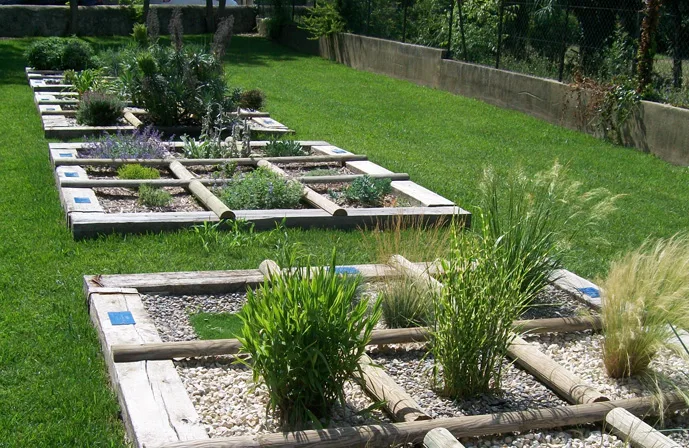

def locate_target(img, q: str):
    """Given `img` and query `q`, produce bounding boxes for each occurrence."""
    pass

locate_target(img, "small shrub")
[138,184,172,207]
[83,126,171,159]
[238,252,381,429]
[64,68,106,97]
[263,139,304,157]
[304,168,339,177]
[117,164,160,180]
[132,23,149,48]
[345,175,392,206]
[220,167,303,210]
[600,234,689,378]
[182,135,228,159]
[238,89,266,111]
[379,276,433,328]
[25,37,93,71]
[76,92,124,126]
[61,38,94,70]
[431,223,532,399]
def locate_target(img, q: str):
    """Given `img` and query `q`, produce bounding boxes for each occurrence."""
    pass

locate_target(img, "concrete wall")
[0,5,257,37]
[277,31,689,166]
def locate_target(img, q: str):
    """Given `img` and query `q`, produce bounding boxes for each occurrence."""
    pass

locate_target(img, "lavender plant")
[82,126,172,159]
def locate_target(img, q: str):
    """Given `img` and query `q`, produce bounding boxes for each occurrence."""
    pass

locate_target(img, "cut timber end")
[605,407,681,448]
[258,260,281,279]
[424,428,465,448]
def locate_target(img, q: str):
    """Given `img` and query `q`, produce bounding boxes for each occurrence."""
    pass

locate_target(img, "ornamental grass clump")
[431,221,534,399]
[600,234,689,378]
[379,276,433,328]
[76,92,124,126]
[238,253,381,429]
[479,162,618,302]
[82,126,171,159]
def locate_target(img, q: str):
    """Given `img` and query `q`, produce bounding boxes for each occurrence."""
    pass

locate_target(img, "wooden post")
[507,335,608,404]
[168,161,235,220]
[605,407,681,448]
[158,393,687,448]
[355,354,431,422]
[424,428,464,448]
[123,111,143,128]
[258,259,281,279]
[388,254,442,295]
[112,316,600,363]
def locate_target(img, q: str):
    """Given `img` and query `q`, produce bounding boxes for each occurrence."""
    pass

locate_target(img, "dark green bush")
[344,175,392,206]
[117,164,160,180]
[238,89,266,111]
[219,167,303,210]
[238,252,381,428]
[25,38,93,71]
[76,92,124,126]
[263,139,304,157]
[138,184,172,207]
[121,45,235,126]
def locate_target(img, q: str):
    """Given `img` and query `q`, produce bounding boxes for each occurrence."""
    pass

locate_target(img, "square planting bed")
[50,141,467,239]
[27,69,293,139]
[85,259,689,448]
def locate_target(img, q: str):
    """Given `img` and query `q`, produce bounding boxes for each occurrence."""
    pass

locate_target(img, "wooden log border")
[48,142,466,239]
[84,261,688,448]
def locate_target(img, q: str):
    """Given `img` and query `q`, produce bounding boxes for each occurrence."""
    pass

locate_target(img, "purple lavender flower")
[82,126,174,159]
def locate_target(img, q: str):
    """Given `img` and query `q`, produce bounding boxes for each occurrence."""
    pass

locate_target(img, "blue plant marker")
[59,153,74,158]
[331,149,347,154]
[108,311,135,326]
[46,107,56,111]
[74,197,91,204]
[333,266,360,275]
[64,172,79,178]
[578,287,600,298]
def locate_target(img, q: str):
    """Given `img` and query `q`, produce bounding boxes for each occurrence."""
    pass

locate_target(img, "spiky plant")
[600,234,689,378]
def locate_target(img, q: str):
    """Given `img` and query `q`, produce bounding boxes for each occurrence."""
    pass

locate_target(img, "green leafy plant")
[25,37,94,71]
[478,162,618,302]
[137,184,172,207]
[431,222,533,399]
[219,167,303,210]
[76,92,124,126]
[600,234,689,378]
[379,276,433,328]
[263,139,304,157]
[344,175,392,206]
[238,252,381,429]
[63,68,107,97]
[238,89,266,110]
[117,164,160,180]
[299,0,346,40]
[132,23,149,48]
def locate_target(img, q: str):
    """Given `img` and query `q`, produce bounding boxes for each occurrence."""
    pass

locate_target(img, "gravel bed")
[176,357,390,438]
[274,161,352,177]
[141,292,247,342]
[94,186,205,213]
[519,285,591,320]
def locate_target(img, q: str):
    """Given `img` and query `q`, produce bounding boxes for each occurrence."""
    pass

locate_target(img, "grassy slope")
[0,35,687,446]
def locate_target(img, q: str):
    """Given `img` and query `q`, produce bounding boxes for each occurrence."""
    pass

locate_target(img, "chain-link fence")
[293,0,687,106]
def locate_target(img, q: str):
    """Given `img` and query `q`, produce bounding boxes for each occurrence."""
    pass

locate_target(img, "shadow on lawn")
[225,35,307,67]
[0,39,32,86]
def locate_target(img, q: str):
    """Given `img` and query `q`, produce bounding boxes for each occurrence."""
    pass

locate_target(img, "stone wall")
[277,31,689,166]
[0,5,257,37]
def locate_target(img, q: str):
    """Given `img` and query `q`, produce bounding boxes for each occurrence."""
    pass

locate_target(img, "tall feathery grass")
[378,275,434,328]
[479,162,619,301]
[237,251,381,429]
[600,234,689,378]
[431,220,536,399]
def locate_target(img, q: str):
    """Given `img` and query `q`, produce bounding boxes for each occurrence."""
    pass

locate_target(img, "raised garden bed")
[84,260,689,448]
[27,69,293,139]
[51,141,466,238]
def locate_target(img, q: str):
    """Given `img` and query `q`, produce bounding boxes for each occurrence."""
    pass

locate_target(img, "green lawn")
[0,35,687,446]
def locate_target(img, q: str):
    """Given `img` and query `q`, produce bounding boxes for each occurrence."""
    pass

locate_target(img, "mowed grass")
[0,34,687,446]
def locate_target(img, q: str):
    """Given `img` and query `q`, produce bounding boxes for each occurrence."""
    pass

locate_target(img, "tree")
[70,0,78,35]
[637,0,663,93]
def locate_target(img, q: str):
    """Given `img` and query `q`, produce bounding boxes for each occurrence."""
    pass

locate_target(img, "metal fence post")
[457,0,468,61]
[495,0,505,69]
[558,0,571,82]
[446,0,455,57]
